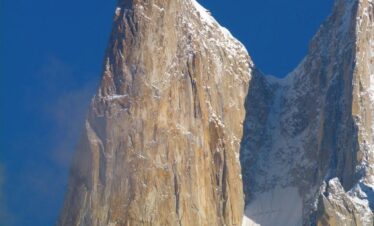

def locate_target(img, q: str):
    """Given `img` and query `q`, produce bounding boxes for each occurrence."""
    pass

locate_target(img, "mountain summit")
[59,0,373,225]
[58,0,250,225]
[241,0,374,225]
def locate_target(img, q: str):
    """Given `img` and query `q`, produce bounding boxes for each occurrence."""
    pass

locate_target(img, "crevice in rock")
[173,166,182,226]
[187,54,202,119]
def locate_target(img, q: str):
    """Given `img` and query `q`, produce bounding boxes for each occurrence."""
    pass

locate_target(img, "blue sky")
[0,0,333,225]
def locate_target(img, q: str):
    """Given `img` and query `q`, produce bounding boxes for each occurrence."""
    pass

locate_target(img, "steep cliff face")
[60,0,374,225]
[58,0,251,226]
[241,0,374,225]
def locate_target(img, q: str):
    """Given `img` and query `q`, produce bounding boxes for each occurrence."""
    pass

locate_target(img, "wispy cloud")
[0,164,13,226]
[46,79,98,169]
[6,55,101,225]
[39,55,99,169]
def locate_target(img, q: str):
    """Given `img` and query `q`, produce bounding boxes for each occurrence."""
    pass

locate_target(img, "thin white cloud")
[39,55,99,169]
[0,164,13,225]
[5,55,100,225]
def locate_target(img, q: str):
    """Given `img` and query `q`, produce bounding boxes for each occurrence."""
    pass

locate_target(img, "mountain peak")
[58,0,250,225]
[58,0,373,225]
[241,0,373,224]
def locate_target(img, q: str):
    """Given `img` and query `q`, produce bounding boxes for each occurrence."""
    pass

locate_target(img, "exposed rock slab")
[58,0,251,226]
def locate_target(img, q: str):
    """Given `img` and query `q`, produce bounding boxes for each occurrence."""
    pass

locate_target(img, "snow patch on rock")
[242,187,303,226]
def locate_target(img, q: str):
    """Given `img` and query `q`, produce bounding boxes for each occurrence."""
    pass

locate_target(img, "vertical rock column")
[58,0,252,226]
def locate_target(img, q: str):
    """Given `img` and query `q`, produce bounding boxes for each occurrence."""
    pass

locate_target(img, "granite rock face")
[59,0,374,225]
[241,0,374,225]
[58,0,251,226]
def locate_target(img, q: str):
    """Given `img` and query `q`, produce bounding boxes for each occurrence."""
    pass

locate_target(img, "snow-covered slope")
[241,0,374,225]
